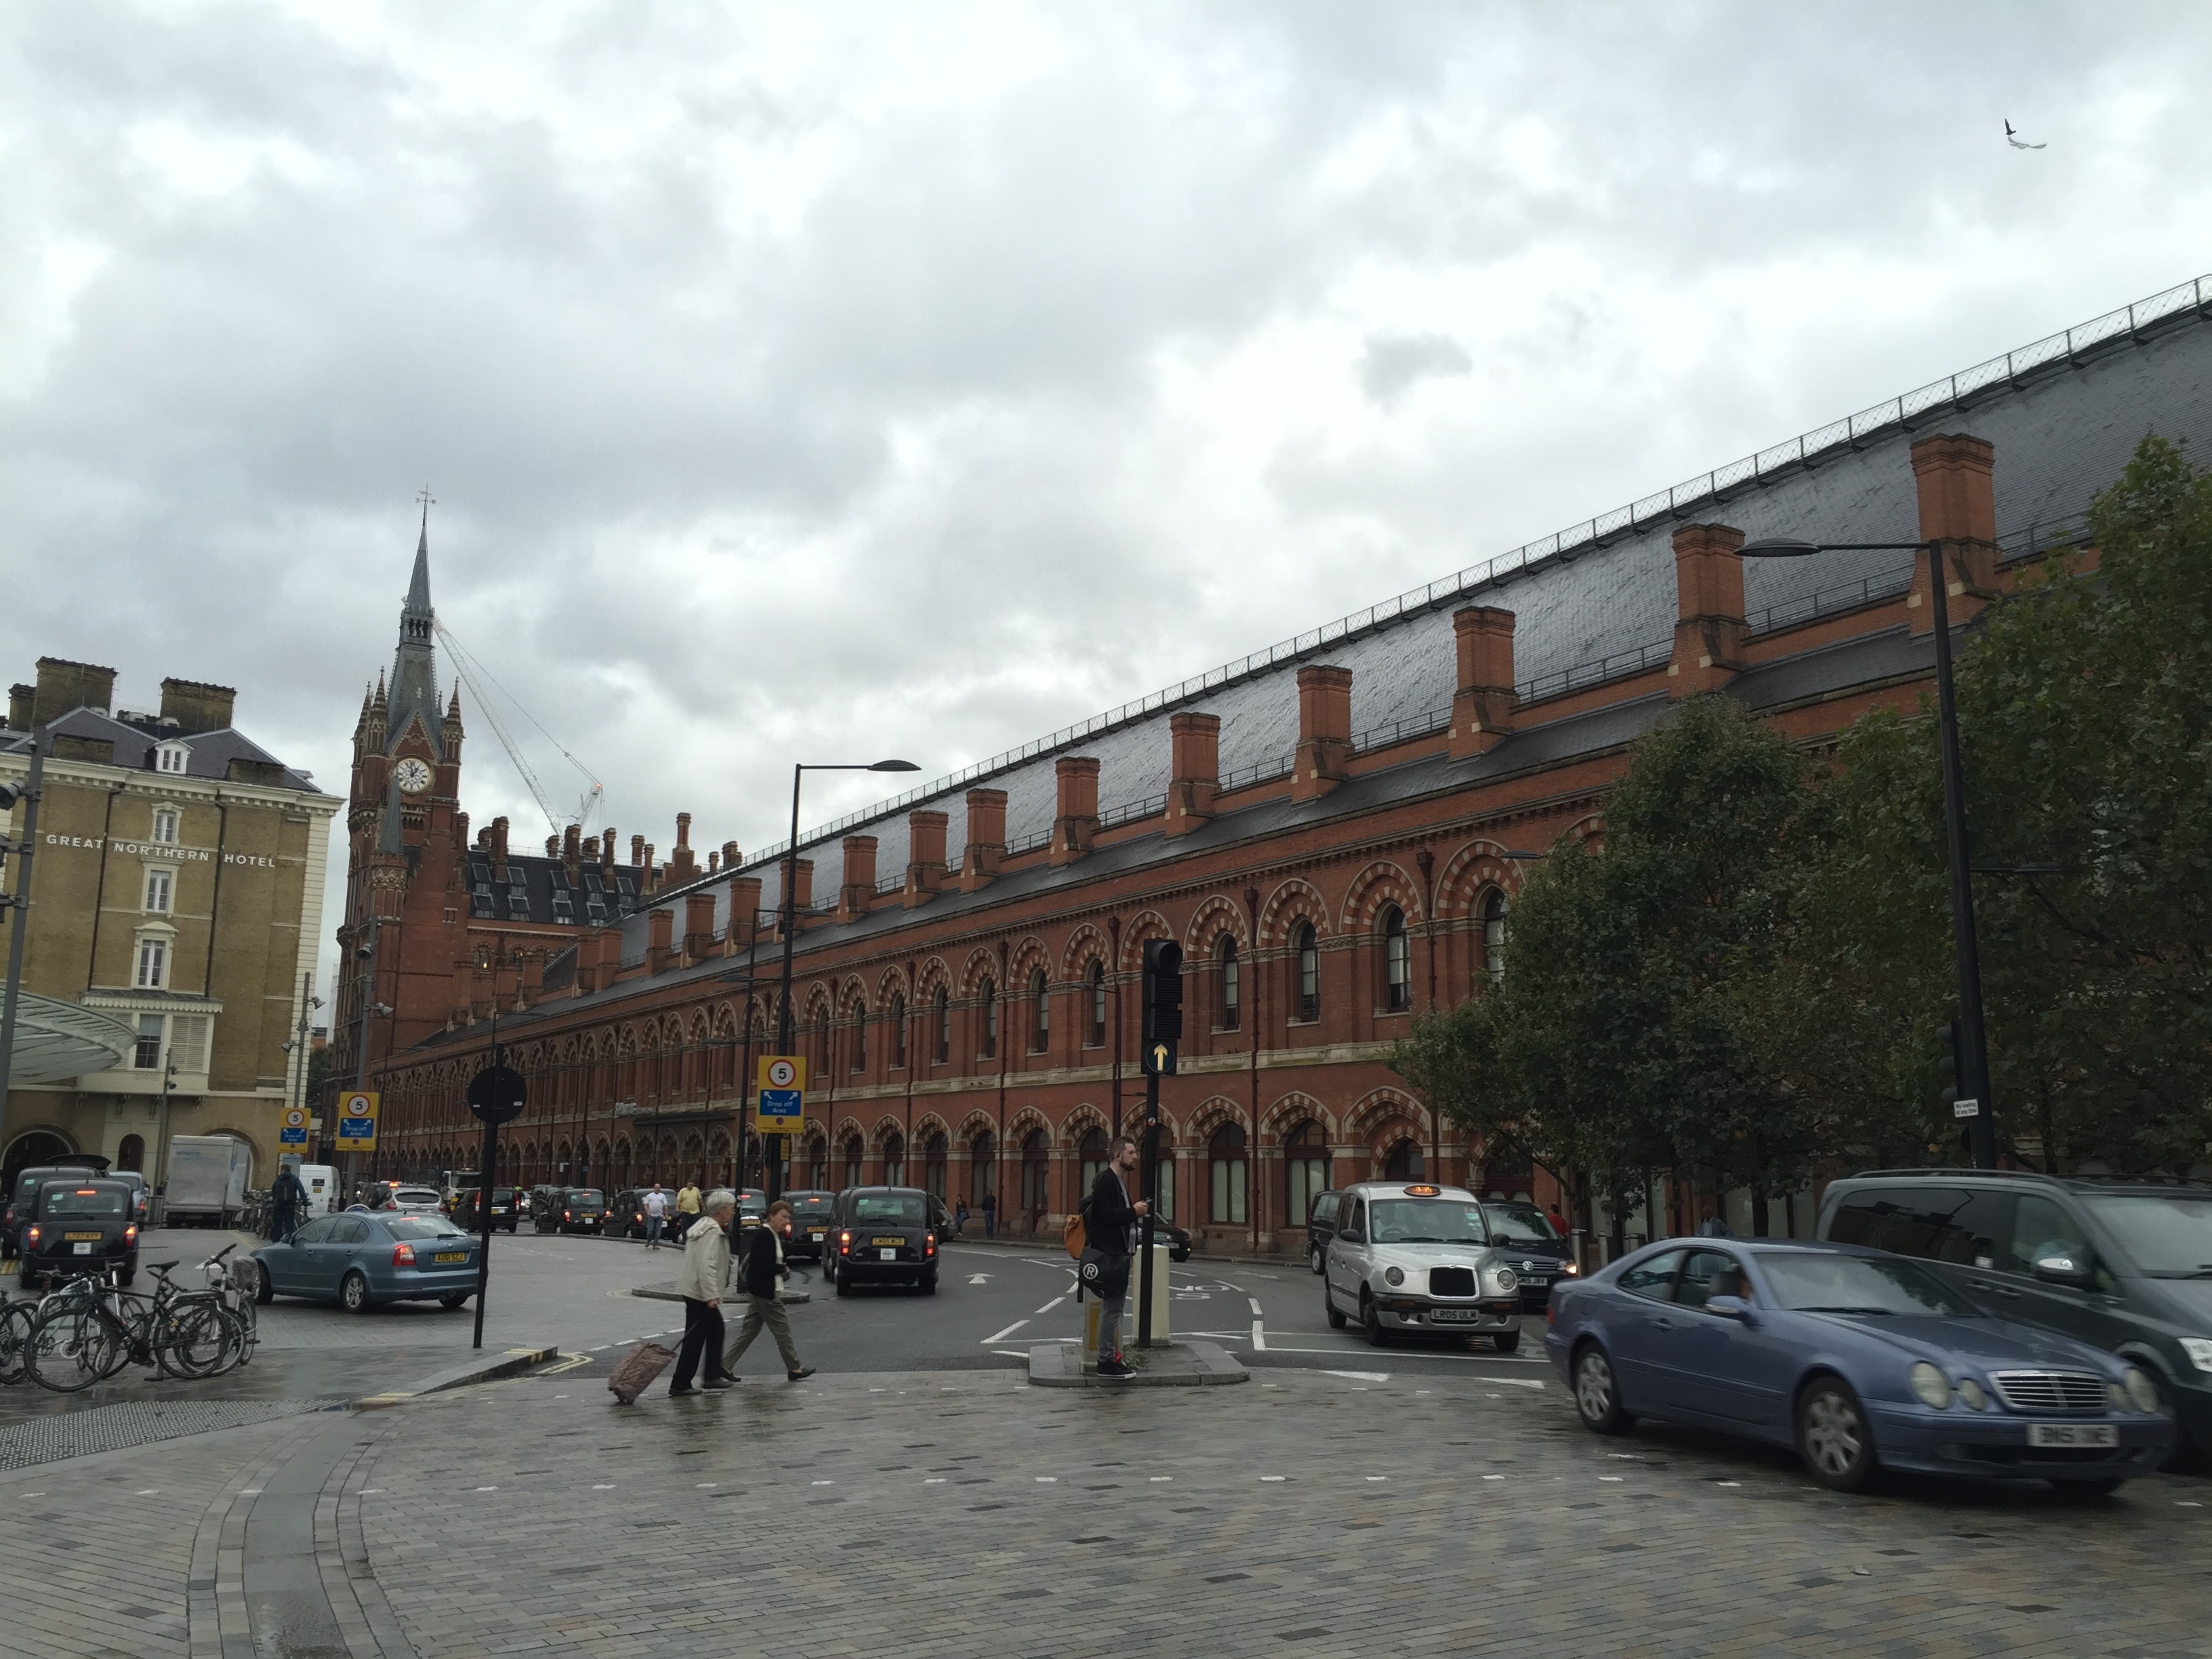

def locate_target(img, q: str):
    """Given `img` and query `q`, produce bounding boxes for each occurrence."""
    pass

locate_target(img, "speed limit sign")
[755,1055,805,1135]
[765,1057,799,1089]
[283,1106,307,1129]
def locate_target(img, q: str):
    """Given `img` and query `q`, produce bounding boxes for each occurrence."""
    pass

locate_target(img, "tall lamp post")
[1738,535,1996,1169]
[0,732,47,1149]
[772,758,918,1200]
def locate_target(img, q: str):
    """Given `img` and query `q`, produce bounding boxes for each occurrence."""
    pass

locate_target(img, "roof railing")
[743,276,2207,868]
[1095,793,1167,832]
[1217,751,1296,795]
[1746,562,1918,638]
[1515,638,1673,705]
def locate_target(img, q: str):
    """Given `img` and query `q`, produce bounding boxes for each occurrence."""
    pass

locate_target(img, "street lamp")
[0,731,47,1148]
[771,759,920,1200]
[1738,535,1996,1168]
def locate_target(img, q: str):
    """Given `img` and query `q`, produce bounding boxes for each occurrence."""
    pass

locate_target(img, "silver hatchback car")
[1324,1181,1525,1351]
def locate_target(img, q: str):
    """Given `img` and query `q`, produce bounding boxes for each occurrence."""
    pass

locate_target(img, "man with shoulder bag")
[1084,1134,1147,1378]
[724,1198,815,1381]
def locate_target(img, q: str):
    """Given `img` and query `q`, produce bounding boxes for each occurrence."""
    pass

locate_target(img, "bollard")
[1140,1241,1172,1347]
[1084,1299,1102,1371]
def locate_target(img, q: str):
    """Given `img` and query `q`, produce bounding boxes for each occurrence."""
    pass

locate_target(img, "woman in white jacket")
[670,1190,737,1395]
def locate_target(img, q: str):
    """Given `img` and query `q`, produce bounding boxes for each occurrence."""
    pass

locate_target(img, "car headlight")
[1559,1261,1580,1276]
[1955,1377,1988,1412]
[1383,1266,1404,1287]
[1488,1267,1518,1294]
[2123,1366,2163,1414]
[2181,1338,2212,1374]
[1909,1361,1952,1409]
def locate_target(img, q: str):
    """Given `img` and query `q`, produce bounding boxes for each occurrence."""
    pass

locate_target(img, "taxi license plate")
[808,1229,826,1238]
[434,1251,468,1264]
[1429,1308,1479,1322]
[879,1248,897,1261]
[73,1242,96,1255]
[2028,1422,2116,1448]
[870,1236,903,1247]
[64,1231,103,1242]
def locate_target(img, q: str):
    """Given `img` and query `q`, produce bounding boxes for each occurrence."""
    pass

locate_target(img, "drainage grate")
[0,1399,344,1470]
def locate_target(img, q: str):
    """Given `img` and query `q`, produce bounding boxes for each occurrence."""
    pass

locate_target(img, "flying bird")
[2005,121,2047,150]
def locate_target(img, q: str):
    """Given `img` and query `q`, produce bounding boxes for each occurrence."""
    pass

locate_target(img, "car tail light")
[124,1225,138,1243]
[24,1225,40,1246]
[392,1242,417,1267]
[564,1210,572,1221]
[839,1229,851,1256]
[924,1231,936,1258]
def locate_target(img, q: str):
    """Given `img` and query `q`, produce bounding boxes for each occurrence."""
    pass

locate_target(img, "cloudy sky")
[6,1,2211,998]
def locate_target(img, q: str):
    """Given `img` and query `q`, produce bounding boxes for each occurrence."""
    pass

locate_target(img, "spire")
[387,501,443,760]
[375,775,406,856]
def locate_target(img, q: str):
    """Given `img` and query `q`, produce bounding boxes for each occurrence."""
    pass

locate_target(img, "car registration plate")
[2028,1422,2116,1448]
[64,1231,102,1242]
[73,1242,95,1255]
[879,1248,897,1261]
[808,1229,825,1239]
[870,1236,903,1247]
[434,1251,468,1264]
[1429,1308,1479,1322]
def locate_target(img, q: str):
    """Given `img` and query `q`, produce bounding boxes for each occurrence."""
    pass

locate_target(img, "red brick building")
[354,280,2212,1252]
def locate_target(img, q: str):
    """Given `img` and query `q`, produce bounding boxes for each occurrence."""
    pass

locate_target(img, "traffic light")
[1141,939,1184,1046]
[1935,1018,1961,1111]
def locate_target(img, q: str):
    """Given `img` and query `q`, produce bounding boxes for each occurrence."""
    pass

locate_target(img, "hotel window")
[170,1016,211,1073]
[134,934,169,989]
[888,992,907,1069]
[144,867,173,914]
[1294,923,1319,1023]
[1481,888,1509,983]
[150,808,179,844]
[1216,937,1240,1031]
[1380,905,1410,1012]
[979,977,998,1060]
[1029,969,1050,1053]
[1086,961,1107,1048]
[933,986,950,1065]
[155,741,190,775]
[134,1015,165,1069]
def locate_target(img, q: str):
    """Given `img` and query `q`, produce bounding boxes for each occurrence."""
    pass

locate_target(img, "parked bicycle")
[23,1261,240,1392]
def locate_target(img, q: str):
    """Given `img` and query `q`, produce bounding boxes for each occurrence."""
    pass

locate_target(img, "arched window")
[882,1132,905,1187]
[970,1130,996,1210]
[1285,1121,1328,1225]
[117,1132,145,1174]
[1209,1124,1248,1225]
[1021,1128,1050,1218]
[1078,1127,1109,1198]
[850,994,867,1073]
[1380,905,1410,1012]
[889,993,907,1069]
[1383,1138,1425,1181]
[843,1134,865,1189]
[922,1131,947,1200]
[1294,922,1319,1023]
[1086,961,1107,1048]
[805,1133,827,1191]
[1029,969,1050,1052]
[1217,937,1240,1031]
[933,987,950,1064]
[1153,1128,1177,1221]
[979,977,998,1059]
[1481,888,1509,983]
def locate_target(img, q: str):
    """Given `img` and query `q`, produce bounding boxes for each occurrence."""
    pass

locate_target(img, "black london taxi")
[826,1186,939,1295]
[554,1188,609,1235]
[781,1190,838,1261]
[18,1176,141,1290]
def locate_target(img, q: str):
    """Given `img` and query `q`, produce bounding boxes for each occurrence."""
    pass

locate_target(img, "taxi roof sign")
[1403,1183,1442,1197]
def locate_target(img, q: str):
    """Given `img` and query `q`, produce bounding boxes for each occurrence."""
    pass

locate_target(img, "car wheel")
[1360,1291,1389,1348]
[2051,1477,2127,1501]
[1309,1243,1326,1275]
[1796,1376,1877,1492]
[834,1269,850,1297]
[919,1274,937,1296]
[1324,1283,1347,1329]
[1492,1328,1521,1354]
[1572,1343,1635,1435]
[438,1291,470,1309]
[340,1271,373,1315]
[117,1269,135,1288]
[255,1267,275,1305]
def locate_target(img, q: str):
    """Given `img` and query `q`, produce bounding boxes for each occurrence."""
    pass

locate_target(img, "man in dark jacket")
[268,1162,308,1244]
[723,1200,814,1380]
[1089,1135,1148,1378]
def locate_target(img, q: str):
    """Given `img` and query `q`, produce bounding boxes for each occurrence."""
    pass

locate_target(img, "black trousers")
[673,1297,727,1389]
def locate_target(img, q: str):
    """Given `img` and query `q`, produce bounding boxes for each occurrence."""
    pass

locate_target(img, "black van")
[1818,1170,2212,1466]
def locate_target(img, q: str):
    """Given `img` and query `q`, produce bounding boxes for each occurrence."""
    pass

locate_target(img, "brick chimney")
[562,823,582,881]
[631,833,646,869]
[518,952,544,1008]
[451,954,474,1024]
[1166,714,1219,836]
[32,657,117,726]
[727,875,763,949]
[784,858,814,918]
[960,789,1007,893]
[491,816,511,880]
[721,840,740,869]
[1908,432,2001,632]
[1050,757,1100,865]
[1448,608,1517,759]
[669,812,697,882]
[600,825,618,879]
[1668,523,1748,695]
[647,908,675,976]
[544,835,558,857]
[1292,665,1353,802]
[157,677,236,734]
[684,892,718,962]
[839,835,880,920]
[905,810,949,907]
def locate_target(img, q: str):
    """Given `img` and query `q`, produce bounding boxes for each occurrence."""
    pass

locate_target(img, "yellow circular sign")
[342,1093,373,1117]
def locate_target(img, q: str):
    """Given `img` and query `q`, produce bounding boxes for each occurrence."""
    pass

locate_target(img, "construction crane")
[434,621,605,838]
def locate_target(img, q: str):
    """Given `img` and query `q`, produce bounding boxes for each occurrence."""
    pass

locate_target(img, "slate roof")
[0,705,324,794]
[462,850,643,928]
[447,274,2212,1008]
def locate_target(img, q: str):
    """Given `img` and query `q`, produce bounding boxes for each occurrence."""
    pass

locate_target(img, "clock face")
[392,757,433,795]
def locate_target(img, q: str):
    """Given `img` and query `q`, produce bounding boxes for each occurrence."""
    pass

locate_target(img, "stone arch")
[1059,923,1112,981]
[1183,1094,1248,1141]
[1434,836,1525,919]
[1061,1101,1109,1142]
[911,1109,952,1144]
[871,1114,907,1151]
[1258,878,1330,949]
[954,947,1000,998]
[913,955,953,1000]
[1006,935,1053,986]
[1339,859,1425,932]
[831,1112,868,1147]
[1004,1103,1050,1145]
[1184,894,1250,955]
[1117,910,1174,973]
[873,964,911,1004]
[953,1107,998,1143]
[1261,1089,1334,1141]
[1345,1086,1429,1149]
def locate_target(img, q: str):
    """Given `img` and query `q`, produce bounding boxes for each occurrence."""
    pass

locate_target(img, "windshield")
[386,1217,467,1241]
[789,1194,836,1216]
[852,1193,926,1227]
[1483,1202,1560,1245]
[2082,1194,2212,1277]
[42,1186,127,1216]
[570,1190,604,1206]
[1368,1199,1490,1246]
[1759,1253,1978,1317]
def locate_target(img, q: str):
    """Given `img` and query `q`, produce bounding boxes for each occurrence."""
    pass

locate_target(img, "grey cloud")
[1359,331,1473,405]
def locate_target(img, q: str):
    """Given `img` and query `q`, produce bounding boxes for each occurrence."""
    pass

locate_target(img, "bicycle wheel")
[0,1302,34,1385]
[155,1298,237,1378]
[229,1293,258,1366]
[26,1306,124,1393]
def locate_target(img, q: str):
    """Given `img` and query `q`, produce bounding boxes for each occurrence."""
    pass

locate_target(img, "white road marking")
[811,1479,834,1486]
[1319,1370,1391,1383]
[983,1319,1030,1343]
[1036,1295,1065,1314]
[1251,1317,1267,1351]
[1364,1476,1388,1483]
[239,1489,261,1496]
[1482,1475,1504,1481]
[1260,1475,1286,1482]
[925,1477,946,1483]
[1599,1476,1622,1483]
[1036,1476,1057,1483]
[473,1486,497,1492]
[969,1274,993,1285]
[1248,1298,1264,1315]
[1149,1476,1172,1482]
[592,1483,616,1490]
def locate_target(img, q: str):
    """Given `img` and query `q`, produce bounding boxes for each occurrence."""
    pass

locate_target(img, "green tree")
[1393,695,1820,1237]
[1771,434,2212,1172]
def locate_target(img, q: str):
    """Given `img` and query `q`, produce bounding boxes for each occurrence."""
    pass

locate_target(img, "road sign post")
[466,1064,527,1351]
[279,1105,308,1147]
[755,1057,805,1191]
[335,1091,379,1153]
[1136,941,1182,1350]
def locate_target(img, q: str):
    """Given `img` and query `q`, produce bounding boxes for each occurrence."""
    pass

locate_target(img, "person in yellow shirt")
[676,1181,703,1227]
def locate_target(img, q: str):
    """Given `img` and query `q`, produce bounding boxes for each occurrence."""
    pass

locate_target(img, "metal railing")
[1218,751,1296,794]
[1746,563,1918,637]
[1516,638,1673,704]
[1997,510,2093,562]
[745,274,2208,869]
[1096,793,1167,831]
[1347,708,1452,754]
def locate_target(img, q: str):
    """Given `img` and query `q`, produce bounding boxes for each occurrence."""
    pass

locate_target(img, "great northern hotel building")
[350,278,2212,1256]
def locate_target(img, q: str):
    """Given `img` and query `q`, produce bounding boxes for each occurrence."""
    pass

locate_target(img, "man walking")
[643,1182,669,1249]
[724,1199,815,1380]
[670,1190,738,1395]
[268,1160,308,1244]
[1089,1134,1147,1379]
[981,1188,997,1237]
[676,1178,703,1233]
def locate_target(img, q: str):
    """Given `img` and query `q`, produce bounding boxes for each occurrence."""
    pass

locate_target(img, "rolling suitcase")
[607,1340,677,1405]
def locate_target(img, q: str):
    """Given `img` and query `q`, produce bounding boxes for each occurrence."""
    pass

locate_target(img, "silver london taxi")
[1323,1181,1525,1352]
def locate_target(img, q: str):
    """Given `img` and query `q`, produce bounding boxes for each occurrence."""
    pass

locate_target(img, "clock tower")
[328,514,472,1107]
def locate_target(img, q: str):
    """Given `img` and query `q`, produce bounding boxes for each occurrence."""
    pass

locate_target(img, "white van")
[289,1163,341,1216]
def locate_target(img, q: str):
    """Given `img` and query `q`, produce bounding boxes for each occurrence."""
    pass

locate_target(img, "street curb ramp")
[352,1343,560,1410]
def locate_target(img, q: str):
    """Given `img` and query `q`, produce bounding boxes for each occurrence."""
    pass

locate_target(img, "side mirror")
[2032,1252,2096,1290]
[1705,1294,1755,1323]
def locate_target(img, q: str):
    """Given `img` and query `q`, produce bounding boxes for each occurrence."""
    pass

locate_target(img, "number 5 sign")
[754,1056,805,1136]
[337,1090,379,1150]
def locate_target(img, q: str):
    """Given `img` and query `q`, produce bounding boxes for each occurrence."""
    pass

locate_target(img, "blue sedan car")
[252,1212,480,1313]
[1545,1239,2171,1494]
